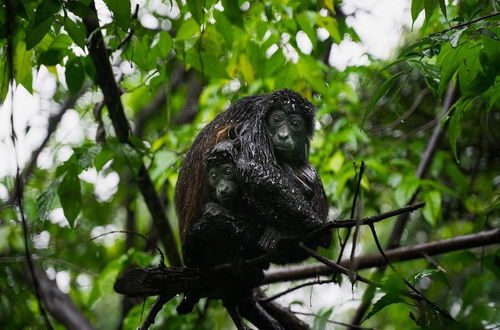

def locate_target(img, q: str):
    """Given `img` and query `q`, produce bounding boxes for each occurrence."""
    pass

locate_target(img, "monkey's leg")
[224,302,250,330]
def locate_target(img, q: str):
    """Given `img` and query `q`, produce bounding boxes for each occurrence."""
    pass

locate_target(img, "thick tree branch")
[22,265,95,330]
[263,228,500,283]
[83,1,181,266]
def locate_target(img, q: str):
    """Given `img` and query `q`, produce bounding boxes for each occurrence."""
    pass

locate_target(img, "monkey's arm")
[238,161,322,231]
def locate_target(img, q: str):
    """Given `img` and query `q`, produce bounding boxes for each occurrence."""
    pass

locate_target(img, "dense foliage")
[0,0,498,329]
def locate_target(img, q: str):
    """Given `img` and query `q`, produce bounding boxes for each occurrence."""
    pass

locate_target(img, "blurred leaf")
[37,180,60,222]
[449,28,465,47]
[364,293,404,322]
[222,0,243,27]
[103,0,131,30]
[448,97,473,162]
[157,31,173,57]
[187,0,203,24]
[57,165,81,227]
[64,18,87,49]
[38,49,64,66]
[411,0,424,26]
[423,190,441,226]
[313,307,333,330]
[363,72,404,124]
[26,0,60,49]
[66,57,85,94]
[13,40,33,93]
[297,11,317,48]
[327,150,344,173]
[395,176,419,207]
[239,53,254,84]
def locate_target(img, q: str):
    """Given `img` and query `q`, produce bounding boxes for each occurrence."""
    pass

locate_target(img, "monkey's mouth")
[273,142,295,152]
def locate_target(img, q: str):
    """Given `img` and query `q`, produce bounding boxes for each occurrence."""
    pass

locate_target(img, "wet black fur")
[175,89,330,265]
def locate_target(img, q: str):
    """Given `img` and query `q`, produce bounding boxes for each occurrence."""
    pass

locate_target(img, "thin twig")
[349,162,366,282]
[430,12,500,36]
[260,279,335,302]
[290,310,375,330]
[89,230,165,266]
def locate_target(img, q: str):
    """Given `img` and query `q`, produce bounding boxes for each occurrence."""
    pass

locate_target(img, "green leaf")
[312,307,333,330]
[297,12,317,48]
[13,40,33,93]
[157,31,172,57]
[362,72,404,124]
[448,97,473,161]
[438,0,447,20]
[64,18,86,49]
[26,0,60,49]
[424,0,437,25]
[364,294,404,322]
[65,57,85,94]
[176,18,200,40]
[222,0,243,27]
[411,0,424,27]
[423,190,441,226]
[214,9,233,46]
[66,0,91,18]
[50,34,73,50]
[395,176,420,207]
[37,180,60,221]
[0,58,9,104]
[449,28,466,47]
[297,56,328,94]
[187,0,204,24]
[57,165,82,227]
[103,0,131,30]
[38,49,64,66]
[94,148,114,171]
[317,14,341,43]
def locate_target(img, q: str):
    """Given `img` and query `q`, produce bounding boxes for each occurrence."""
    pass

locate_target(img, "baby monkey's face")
[208,163,238,208]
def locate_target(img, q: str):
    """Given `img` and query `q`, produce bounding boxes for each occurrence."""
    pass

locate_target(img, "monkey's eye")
[209,171,217,183]
[272,116,283,124]
[290,120,303,129]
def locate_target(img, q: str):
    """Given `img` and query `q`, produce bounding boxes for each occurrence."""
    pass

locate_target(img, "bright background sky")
[0,0,423,318]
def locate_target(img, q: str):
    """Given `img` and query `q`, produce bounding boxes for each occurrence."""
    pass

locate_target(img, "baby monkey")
[178,140,267,314]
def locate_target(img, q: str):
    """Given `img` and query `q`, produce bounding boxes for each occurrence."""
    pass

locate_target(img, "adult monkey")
[175,89,329,264]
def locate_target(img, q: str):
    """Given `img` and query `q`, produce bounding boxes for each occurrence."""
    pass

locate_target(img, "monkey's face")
[208,163,238,208]
[267,109,307,161]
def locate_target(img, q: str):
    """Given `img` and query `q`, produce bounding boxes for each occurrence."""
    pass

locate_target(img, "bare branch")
[264,228,500,284]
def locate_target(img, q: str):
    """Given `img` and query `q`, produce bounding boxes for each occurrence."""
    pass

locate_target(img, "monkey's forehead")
[268,89,315,117]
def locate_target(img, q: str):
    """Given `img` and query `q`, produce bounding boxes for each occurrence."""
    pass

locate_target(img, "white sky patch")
[76,274,92,290]
[283,44,299,63]
[33,231,51,249]
[266,44,279,58]
[90,224,120,246]
[80,168,120,202]
[141,13,159,30]
[56,270,71,293]
[296,31,313,55]
[55,110,85,145]
[49,208,70,227]
[0,183,7,200]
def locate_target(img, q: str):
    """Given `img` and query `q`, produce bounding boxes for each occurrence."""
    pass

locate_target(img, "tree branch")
[83,1,181,266]
[263,228,500,284]
[21,265,95,330]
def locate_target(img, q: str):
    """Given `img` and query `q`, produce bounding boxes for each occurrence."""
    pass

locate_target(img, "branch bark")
[22,265,95,330]
[83,1,181,266]
[263,228,500,284]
